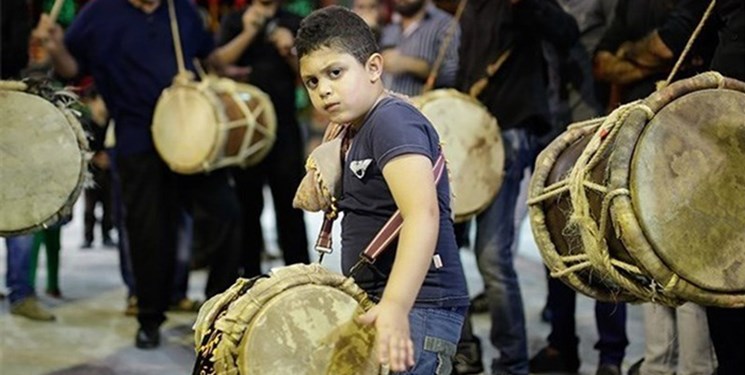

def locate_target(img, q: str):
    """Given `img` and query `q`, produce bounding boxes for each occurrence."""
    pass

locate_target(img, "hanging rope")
[166,0,188,78]
[421,0,468,94]
[660,0,717,89]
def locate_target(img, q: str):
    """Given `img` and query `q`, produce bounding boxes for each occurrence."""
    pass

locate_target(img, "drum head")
[239,283,377,374]
[0,91,85,235]
[631,88,745,293]
[152,84,220,173]
[413,89,504,222]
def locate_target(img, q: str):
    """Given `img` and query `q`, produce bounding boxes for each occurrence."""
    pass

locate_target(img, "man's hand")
[241,1,277,31]
[357,301,415,372]
[618,31,673,69]
[32,14,65,54]
[269,27,294,57]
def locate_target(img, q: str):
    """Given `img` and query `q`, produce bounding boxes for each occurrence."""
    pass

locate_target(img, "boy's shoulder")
[368,95,427,125]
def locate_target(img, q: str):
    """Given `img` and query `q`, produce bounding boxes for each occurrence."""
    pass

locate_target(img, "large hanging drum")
[152,76,276,174]
[192,264,379,375]
[528,72,745,308]
[0,81,88,236]
[411,89,504,222]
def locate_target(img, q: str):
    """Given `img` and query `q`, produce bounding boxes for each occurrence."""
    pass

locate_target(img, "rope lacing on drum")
[532,101,679,305]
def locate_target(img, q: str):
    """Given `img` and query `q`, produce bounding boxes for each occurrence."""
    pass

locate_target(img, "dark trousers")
[117,152,242,328]
[547,274,628,365]
[232,124,309,278]
[706,306,745,375]
[83,167,113,243]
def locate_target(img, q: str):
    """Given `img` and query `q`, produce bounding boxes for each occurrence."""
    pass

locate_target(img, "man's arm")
[513,0,580,51]
[33,14,79,79]
[593,49,654,84]
[382,49,431,79]
[211,7,269,66]
[618,0,706,69]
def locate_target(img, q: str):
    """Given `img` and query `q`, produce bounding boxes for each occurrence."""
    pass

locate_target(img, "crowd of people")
[1,0,743,374]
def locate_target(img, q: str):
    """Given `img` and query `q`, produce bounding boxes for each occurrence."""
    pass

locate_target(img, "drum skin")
[529,72,745,307]
[193,264,378,375]
[152,77,276,174]
[630,88,745,294]
[411,89,504,222]
[0,89,87,235]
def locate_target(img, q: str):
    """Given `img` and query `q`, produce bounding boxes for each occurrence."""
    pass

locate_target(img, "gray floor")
[0,192,644,375]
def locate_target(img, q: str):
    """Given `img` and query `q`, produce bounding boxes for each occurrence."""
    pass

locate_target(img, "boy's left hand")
[357,301,415,372]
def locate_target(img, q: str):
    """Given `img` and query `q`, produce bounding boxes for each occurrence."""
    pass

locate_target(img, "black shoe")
[453,337,485,374]
[80,240,93,249]
[529,346,580,374]
[135,326,161,349]
[597,364,621,375]
[470,292,489,314]
[102,236,117,248]
[627,358,643,375]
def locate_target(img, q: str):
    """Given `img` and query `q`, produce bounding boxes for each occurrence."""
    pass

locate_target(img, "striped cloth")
[380,4,460,96]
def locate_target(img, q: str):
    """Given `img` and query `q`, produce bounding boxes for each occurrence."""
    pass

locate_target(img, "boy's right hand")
[357,301,415,372]
[32,14,64,54]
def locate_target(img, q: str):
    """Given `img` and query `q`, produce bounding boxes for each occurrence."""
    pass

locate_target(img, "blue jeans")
[5,235,35,303]
[474,128,539,375]
[398,306,466,374]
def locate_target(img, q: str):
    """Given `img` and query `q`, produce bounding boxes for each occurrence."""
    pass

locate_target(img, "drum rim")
[609,72,745,307]
[0,90,88,236]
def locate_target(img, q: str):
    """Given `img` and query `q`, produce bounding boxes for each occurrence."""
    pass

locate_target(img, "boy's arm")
[357,153,439,372]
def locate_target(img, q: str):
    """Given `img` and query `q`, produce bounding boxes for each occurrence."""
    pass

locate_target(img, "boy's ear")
[366,53,384,82]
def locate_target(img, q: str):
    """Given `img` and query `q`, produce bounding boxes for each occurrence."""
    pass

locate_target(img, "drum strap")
[347,153,447,277]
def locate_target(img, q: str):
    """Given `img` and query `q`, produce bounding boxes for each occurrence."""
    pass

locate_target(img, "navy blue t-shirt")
[64,0,214,156]
[339,96,469,308]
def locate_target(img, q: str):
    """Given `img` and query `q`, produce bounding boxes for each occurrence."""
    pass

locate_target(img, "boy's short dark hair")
[295,5,379,65]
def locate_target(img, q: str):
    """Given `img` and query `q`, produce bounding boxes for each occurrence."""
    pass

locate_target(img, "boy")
[295,6,469,374]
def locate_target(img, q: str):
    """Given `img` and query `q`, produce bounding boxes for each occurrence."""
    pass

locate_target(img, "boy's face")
[300,47,383,125]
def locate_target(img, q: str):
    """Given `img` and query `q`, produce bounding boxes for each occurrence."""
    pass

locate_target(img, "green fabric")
[282,0,314,17]
[43,0,77,27]
[30,228,61,291]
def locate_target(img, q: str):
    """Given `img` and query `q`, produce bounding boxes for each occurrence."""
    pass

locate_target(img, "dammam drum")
[152,76,276,174]
[528,72,745,308]
[192,264,379,375]
[411,89,504,222]
[0,81,88,236]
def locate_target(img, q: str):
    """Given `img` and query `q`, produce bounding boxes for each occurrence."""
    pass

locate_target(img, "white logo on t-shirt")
[350,159,373,179]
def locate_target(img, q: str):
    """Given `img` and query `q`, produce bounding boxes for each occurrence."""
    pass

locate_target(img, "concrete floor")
[0,192,644,375]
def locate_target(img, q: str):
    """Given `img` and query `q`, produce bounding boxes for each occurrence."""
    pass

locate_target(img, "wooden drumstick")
[48,0,66,25]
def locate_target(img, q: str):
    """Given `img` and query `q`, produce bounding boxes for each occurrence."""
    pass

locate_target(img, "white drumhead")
[0,91,85,234]
[413,89,504,222]
[152,84,221,174]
